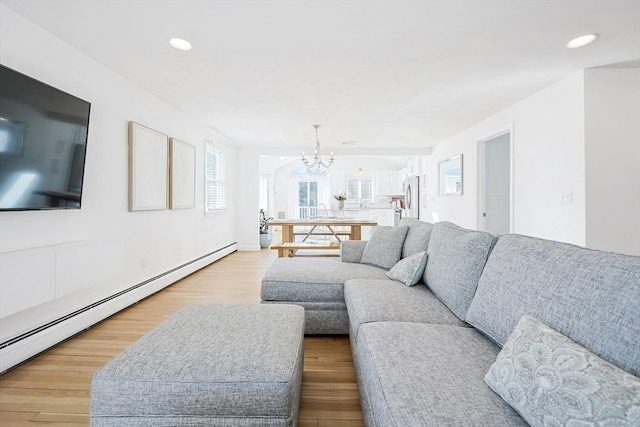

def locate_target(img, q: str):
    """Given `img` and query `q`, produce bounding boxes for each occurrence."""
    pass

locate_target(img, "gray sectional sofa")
[261,218,640,426]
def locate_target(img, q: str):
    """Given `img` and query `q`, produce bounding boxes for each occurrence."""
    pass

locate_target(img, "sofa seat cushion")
[466,233,640,377]
[344,279,467,340]
[261,258,388,302]
[354,322,527,427]
[424,222,497,320]
[262,301,349,335]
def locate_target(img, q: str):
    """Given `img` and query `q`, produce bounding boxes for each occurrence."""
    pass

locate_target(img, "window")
[347,178,373,203]
[298,180,318,219]
[205,142,226,211]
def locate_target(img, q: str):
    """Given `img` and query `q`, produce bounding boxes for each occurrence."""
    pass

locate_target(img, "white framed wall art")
[128,121,169,211]
[169,137,196,209]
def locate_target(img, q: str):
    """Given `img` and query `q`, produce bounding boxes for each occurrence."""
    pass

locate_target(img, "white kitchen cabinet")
[377,171,404,196]
[398,167,409,186]
[376,171,392,196]
[390,171,403,195]
[408,157,420,176]
[374,209,395,226]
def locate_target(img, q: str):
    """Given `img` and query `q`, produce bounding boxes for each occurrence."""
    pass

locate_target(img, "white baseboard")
[0,244,237,373]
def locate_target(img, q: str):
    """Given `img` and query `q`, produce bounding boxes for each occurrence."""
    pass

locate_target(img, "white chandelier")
[301,124,334,176]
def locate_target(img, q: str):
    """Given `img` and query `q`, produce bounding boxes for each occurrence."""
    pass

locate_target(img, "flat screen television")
[0,64,91,210]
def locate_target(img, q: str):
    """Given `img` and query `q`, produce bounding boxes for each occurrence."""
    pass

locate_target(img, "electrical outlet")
[140,258,147,269]
[561,192,573,205]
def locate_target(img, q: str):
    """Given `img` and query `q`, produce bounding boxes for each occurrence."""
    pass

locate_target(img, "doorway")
[478,130,512,234]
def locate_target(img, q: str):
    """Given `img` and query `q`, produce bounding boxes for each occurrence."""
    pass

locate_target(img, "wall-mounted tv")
[0,64,91,211]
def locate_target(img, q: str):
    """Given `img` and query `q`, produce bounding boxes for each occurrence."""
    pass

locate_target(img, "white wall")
[427,71,587,245]
[0,5,238,350]
[584,68,640,256]
[237,148,261,251]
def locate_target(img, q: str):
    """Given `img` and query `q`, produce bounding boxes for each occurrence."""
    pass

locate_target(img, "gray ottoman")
[90,304,305,426]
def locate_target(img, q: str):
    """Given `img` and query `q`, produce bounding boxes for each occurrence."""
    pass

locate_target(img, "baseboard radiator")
[0,243,237,374]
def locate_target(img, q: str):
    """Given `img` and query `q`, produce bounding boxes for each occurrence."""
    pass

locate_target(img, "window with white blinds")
[205,142,227,211]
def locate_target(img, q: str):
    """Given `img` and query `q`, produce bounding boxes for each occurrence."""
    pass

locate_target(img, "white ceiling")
[3,0,639,152]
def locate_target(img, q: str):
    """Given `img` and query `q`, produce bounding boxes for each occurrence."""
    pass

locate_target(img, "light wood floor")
[0,250,364,426]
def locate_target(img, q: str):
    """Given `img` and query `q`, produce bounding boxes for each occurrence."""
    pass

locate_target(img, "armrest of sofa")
[340,240,368,263]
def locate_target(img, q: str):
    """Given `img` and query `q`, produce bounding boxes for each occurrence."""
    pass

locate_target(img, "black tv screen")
[0,64,91,210]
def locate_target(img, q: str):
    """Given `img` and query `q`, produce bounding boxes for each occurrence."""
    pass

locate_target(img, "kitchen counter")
[342,206,395,211]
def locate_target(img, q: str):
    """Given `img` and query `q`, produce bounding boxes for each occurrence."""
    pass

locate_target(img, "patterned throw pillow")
[386,251,427,286]
[360,225,409,270]
[485,315,640,427]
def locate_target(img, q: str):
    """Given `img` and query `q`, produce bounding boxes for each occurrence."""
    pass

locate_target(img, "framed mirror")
[439,154,463,196]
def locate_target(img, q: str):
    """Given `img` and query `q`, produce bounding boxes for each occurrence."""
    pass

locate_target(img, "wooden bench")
[271,241,341,258]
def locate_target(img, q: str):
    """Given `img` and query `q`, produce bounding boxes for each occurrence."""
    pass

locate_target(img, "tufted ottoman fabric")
[90,304,305,426]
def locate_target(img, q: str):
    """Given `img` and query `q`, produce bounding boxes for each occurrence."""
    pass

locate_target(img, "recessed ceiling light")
[169,38,192,51]
[567,34,598,49]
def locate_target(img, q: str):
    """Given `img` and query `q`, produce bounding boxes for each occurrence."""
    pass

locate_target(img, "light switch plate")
[561,192,573,204]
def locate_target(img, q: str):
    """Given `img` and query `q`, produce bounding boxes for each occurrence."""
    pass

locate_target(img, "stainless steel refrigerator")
[404,176,420,219]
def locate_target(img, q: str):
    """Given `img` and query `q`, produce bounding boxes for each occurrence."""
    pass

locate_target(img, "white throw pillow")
[386,251,428,286]
[485,315,640,427]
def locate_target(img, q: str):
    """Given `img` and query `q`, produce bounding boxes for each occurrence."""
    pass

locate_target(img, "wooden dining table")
[267,218,378,257]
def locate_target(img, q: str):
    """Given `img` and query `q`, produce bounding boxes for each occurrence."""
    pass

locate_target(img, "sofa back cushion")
[361,225,409,270]
[398,218,433,258]
[466,234,640,377]
[424,222,497,320]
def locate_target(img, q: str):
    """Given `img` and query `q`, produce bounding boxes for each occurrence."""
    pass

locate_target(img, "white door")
[479,132,511,234]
